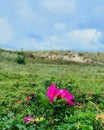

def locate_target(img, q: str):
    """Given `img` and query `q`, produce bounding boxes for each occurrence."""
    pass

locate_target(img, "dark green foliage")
[15,49,26,64]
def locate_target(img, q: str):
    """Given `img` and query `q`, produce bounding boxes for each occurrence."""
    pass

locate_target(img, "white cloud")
[13,37,42,50]
[39,29,103,51]
[12,36,63,50]
[65,29,102,48]
[43,35,62,49]
[43,0,76,14]
[5,29,103,51]
[17,29,103,50]
[0,17,14,43]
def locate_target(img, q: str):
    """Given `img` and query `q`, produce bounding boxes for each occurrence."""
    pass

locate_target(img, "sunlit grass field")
[0,60,104,93]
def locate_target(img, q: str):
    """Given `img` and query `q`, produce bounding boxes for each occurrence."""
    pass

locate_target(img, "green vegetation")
[0,48,104,129]
[15,49,26,64]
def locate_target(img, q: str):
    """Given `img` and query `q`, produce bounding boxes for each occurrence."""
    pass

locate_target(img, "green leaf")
[29,128,35,130]
[7,112,14,118]
[82,125,93,130]
[16,124,24,129]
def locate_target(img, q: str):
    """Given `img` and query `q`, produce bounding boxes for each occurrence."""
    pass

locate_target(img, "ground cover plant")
[0,49,104,129]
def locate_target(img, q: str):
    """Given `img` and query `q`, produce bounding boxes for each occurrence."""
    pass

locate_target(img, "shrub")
[15,49,26,64]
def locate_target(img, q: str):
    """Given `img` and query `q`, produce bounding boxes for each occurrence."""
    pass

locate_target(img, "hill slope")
[0,48,104,65]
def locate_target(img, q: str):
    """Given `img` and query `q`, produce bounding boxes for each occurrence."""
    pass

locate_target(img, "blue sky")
[0,0,104,51]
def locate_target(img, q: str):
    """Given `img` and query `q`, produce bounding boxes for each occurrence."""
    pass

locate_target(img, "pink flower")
[58,89,75,106]
[46,84,60,102]
[24,116,34,122]
[46,84,75,106]
[26,97,31,102]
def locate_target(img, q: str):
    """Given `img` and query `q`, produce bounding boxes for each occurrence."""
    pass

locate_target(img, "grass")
[0,48,104,129]
[0,61,104,93]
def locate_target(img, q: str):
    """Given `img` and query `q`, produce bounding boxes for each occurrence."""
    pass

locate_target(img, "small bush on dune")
[15,49,26,64]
